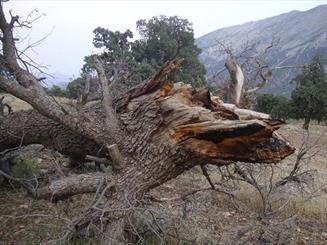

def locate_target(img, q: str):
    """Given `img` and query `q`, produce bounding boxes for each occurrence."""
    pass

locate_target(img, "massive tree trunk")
[0,3,295,242]
[1,77,294,237]
[1,81,293,166]
[0,53,295,245]
[0,110,103,159]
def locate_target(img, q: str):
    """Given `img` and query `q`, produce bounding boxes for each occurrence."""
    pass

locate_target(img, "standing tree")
[67,16,207,100]
[0,2,294,243]
[255,94,292,120]
[133,15,206,87]
[87,28,136,92]
[291,56,327,129]
[66,28,137,100]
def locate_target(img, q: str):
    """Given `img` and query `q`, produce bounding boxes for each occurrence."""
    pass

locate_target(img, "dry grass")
[278,122,327,221]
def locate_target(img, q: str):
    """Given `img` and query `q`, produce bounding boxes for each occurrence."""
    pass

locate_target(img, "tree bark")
[34,173,110,201]
[0,109,105,159]
[302,109,313,130]
[0,79,296,240]
[0,3,296,240]
[1,81,294,198]
[225,56,244,106]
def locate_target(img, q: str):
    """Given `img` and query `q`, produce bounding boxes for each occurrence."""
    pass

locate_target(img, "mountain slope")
[196,5,327,94]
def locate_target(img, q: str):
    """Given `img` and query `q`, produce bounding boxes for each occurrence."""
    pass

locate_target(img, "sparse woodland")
[0,1,326,244]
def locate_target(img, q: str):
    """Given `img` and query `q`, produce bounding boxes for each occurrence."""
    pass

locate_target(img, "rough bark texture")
[0,109,105,159]
[0,55,295,241]
[0,78,295,241]
[35,173,110,201]
[1,81,294,199]
[0,3,295,241]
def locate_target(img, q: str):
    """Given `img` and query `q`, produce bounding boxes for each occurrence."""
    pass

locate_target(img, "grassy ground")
[0,95,326,244]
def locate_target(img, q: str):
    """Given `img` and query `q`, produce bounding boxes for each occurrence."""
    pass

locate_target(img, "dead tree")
[0,2,295,242]
[211,40,305,108]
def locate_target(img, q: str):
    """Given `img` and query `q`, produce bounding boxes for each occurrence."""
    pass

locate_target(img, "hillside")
[196,5,327,95]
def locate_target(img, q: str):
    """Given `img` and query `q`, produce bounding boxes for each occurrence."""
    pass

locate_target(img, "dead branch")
[0,3,111,147]
[212,39,306,109]
[107,144,125,171]
[115,58,183,110]
[275,128,321,188]
[200,165,215,189]
[34,173,110,201]
[92,56,119,131]
[0,95,12,115]
[77,74,91,106]
[85,155,109,165]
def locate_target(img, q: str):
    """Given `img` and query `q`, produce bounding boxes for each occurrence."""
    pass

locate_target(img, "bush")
[255,94,293,120]
[46,85,67,97]
[12,157,37,180]
[291,56,327,126]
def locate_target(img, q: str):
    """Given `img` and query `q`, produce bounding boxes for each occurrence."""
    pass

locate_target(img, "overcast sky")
[3,0,327,85]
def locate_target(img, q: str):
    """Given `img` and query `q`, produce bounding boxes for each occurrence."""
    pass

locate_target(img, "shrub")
[255,94,293,120]
[12,157,37,180]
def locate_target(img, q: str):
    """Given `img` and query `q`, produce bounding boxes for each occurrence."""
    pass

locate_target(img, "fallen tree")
[0,2,295,243]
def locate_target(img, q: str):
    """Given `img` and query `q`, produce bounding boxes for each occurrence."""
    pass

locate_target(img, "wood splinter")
[107,144,125,171]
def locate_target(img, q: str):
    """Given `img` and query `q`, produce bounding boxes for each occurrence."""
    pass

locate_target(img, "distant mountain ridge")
[196,5,327,95]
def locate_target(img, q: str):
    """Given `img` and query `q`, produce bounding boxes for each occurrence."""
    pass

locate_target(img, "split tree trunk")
[1,76,294,239]
[0,3,296,241]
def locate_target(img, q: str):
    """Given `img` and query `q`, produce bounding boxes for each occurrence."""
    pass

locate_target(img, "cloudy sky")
[3,0,326,85]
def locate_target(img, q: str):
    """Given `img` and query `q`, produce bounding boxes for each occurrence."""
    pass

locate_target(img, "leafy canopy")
[291,56,327,123]
[65,15,207,98]
[255,56,327,124]
[254,94,293,120]
[133,16,206,87]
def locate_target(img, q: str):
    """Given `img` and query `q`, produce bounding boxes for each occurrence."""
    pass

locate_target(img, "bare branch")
[225,56,244,106]
[77,74,91,107]
[200,164,215,189]
[85,155,108,165]
[107,144,125,171]
[92,56,120,133]
[0,4,112,146]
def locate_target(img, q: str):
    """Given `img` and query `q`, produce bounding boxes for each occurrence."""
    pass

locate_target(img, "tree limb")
[225,56,244,106]
[0,3,109,146]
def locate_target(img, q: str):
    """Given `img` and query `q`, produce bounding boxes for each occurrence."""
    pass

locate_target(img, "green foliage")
[70,15,207,96]
[46,85,67,97]
[133,15,206,87]
[12,157,37,180]
[270,96,293,120]
[291,56,327,124]
[255,56,327,124]
[255,94,279,114]
[66,77,86,99]
[93,28,133,62]
[255,94,293,120]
